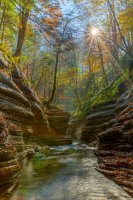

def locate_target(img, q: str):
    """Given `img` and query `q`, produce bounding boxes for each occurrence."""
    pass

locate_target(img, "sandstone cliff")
[96,87,133,197]
[0,52,49,197]
[68,100,117,142]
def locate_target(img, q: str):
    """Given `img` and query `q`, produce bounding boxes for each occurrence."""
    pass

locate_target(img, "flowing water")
[10,143,132,200]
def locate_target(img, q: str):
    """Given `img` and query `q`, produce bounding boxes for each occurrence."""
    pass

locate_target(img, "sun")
[91,28,99,36]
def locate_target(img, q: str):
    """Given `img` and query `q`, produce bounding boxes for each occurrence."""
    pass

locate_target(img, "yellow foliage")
[83,55,101,73]
[26,24,34,37]
[118,8,133,35]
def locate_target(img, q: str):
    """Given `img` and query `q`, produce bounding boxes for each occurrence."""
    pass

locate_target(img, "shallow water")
[10,144,132,200]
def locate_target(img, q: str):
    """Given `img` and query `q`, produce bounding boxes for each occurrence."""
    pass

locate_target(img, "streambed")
[10,144,132,200]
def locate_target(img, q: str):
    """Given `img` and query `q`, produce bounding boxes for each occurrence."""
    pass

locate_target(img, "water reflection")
[10,145,132,200]
[22,158,34,178]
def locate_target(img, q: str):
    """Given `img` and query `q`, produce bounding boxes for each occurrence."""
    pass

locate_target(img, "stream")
[10,143,132,200]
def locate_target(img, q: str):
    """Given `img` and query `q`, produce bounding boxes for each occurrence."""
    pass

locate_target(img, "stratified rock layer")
[0,52,50,197]
[0,71,33,197]
[44,105,71,145]
[0,115,20,197]
[11,66,49,136]
[96,89,133,197]
[68,100,116,143]
[46,105,70,135]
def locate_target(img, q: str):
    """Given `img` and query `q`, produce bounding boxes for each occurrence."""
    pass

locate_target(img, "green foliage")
[0,0,132,111]
[72,70,129,119]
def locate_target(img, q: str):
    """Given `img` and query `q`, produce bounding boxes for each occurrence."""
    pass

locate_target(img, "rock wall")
[96,88,133,197]
[0,73,33,197]
[0,52,50,197]
[11,66,49,136]
[46,105,70,135]
[0,115,20,196]
[44,105,71,145]
[68,100,116,143]
[68,87,133,197]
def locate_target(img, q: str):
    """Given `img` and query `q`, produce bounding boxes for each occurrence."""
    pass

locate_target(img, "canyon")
[0,52,132,199]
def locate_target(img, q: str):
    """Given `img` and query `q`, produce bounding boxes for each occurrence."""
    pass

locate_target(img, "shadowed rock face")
[96,88,133,197]
[46,105,70,135]
[81,101,117,142]
[68,100,117,143]
[0,54,50,196]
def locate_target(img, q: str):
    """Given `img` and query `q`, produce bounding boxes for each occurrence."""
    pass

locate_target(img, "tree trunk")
[13,6,30,57]
[97,40,109,87]
[34,61,45,91]
[30,56,36,85]
[110,0,118,60]
[107,0,129,54]
[0,4,5,30]
[1,16,5,44]
[46,49,60,105]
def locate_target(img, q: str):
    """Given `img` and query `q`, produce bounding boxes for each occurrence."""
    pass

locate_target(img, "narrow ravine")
[0,0,133,199]
[10,144,132,200]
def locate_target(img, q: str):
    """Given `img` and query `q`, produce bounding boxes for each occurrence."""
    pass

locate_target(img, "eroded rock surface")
[46,105,70,135]
[0,53,50,197]
[45,105,72,145]
[68,100,116,142]
[11,66,49,136]
[96,89,133,197]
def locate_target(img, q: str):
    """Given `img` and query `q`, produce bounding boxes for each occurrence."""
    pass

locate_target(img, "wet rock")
[81,144,88,148]
[26,143,42,154]
[27,149,35,157]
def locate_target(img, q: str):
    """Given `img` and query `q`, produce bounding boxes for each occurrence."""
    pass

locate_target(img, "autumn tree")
[13,0,33,58]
